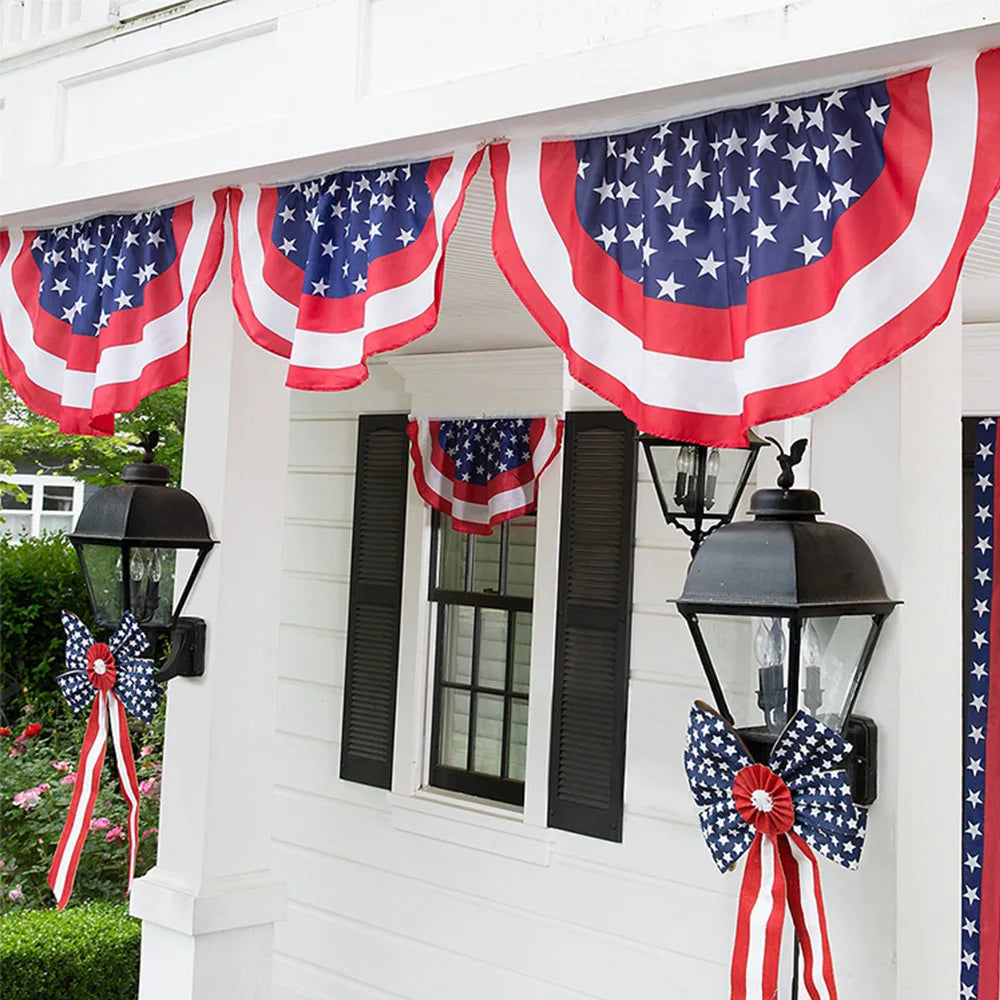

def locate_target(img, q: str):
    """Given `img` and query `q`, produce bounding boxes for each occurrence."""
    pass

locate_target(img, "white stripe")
[108,694,140,884]
[414,417,559,526]
[234,148,480,371]
[788,836,835,1000]
[51,694,107,900]
[0,196,219,410]
[502,55,978,416]
[743,839,777,1000]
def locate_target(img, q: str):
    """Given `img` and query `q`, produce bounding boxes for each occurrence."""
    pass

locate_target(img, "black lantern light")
[69,432,217,682]
[674,439,898,805]
[640,431,766,555]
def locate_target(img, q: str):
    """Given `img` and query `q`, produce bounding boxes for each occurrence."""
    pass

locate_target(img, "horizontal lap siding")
[274,384,736,998]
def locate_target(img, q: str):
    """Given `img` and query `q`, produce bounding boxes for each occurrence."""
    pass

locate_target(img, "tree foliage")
[0,375,187,487]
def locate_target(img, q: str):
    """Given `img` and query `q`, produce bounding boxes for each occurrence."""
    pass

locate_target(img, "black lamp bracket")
[152,617,207,683]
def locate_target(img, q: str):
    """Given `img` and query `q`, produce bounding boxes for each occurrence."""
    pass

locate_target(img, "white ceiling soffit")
[411,164,1000,356]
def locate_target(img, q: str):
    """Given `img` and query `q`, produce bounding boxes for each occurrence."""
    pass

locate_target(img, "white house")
[2,2,1000,998]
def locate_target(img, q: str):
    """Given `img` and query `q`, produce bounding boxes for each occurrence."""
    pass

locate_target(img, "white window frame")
[2,473,85,537]
[383,347,578,861]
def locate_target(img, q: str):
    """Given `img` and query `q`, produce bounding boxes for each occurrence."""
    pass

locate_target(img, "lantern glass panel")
[798,615,873,731]
[79,544,126,628]
[128,547,177,628]
[645,444,755,523]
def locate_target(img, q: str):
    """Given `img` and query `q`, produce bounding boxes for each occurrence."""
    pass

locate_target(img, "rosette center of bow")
[733,763,794,835]
[85,643,117,691]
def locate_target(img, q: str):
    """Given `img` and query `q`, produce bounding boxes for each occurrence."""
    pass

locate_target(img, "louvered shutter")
[548,411,637,840]
[340,414,409,788]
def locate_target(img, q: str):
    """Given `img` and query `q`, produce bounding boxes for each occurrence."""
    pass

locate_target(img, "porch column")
[130,266,291,999]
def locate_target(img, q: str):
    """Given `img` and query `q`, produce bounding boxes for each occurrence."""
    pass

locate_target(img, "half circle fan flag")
[0,193,227,435]
[230,148,483,391]
[684,701,867,1000]
[490,48,1000,445]
[48,611,161,910]
[407,417,563,534]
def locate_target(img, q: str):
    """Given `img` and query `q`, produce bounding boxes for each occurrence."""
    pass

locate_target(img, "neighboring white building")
[2,3,1000,999]
[0,470,86,538]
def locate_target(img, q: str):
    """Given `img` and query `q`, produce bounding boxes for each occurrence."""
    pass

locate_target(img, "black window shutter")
[340,413,410,788]
[548,411,637,841]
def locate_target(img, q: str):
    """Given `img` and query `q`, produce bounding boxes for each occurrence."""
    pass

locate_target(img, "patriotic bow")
[48,611,161,909]
[684,701,867,1000]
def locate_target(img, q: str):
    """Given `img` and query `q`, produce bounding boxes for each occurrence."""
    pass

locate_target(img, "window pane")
[439,689,470,769]
[473,694,504,776]
[469,531,501,594]
[437,516,467,590]
[39,514,74,534]
[0,512,32,536]
[512,613,531,693]
[505,516,536,597]
[508,699,528,781]
[442,606,474,684]
[478,609,508,689]
[1,485,32,511]
[42,485,75,511]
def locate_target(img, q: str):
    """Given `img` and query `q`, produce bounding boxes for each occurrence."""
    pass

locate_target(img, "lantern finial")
[138,429,160,464]
[765,437,808,490]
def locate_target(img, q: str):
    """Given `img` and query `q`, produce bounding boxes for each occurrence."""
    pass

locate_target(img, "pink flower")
[139,778,158,797]
[7,885,22,902]
[139,746,153,757]
[0,859,5,868]
[21,704,34,715]
[61,773,77,785]
[141,828,159,840]
[105,826,126,843]
[52,760,72,772]
[12,785,47,810]
[7,746,21,759]
[90,817,111,831]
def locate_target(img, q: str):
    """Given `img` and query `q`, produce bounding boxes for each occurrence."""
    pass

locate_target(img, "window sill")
[387,789,552,866]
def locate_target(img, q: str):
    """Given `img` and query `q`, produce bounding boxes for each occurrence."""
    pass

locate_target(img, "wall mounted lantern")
[673,440,898,805]
[69,433,217,683]
[639,431,766,555]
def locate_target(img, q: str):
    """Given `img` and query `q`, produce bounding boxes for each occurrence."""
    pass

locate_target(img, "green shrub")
[0,901,140,1000]
[0,533,94,722]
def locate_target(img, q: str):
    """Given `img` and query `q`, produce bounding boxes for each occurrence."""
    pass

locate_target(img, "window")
[340,410,638,842]
[1,475,84,539]
[428,513,536,805]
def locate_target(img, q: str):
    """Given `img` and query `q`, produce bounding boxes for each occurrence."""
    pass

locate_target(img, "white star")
[576,159,590,178]
[667,218,695,246]
[722,127,746,156]
[964,885,980,905]
[648,149,671,176]
[748,167,760,189]
[763,101,780,122]
[977,473,993,491]
[832,178,860,208]
[146,230,165,248]
[654,186,681,212]
[727,187,751,214]
[706,192,725,219]
[605,137,618,159]
[735,247,751,276]
[594,179,615,203]
[976,504,992,523]
[52,278,70,296]
[753,129,777,155]
[351,233,368,253]
[114,291,133,309]
[695,251,724,279]
[968,758,983,776]
[974,598,989,617]
[85,260,98,275]
[641,239,657,266]
[352,274,367,293]
[783,105,804,132]
[805,104,825,130]
[616,180,639,206]
[595,224,618,250]
[279,205,295,224]
[99,272,114,289]
[814,190,833,220]
[967,822,982,840]
[970,726,985,745]
[279,238,297,256]
[975,567,991,585]
[824,88,847,110]
[975,537,991,555]
[321,240,338,257]
[750,218,777,246]
[961,951,978,970]
[624,222,644,248]
[866,98,890,126]
[311,278,330,296]
[621,146,639,169]
[833,128,862,157]
[793,235,824,264]
[771,181,799,210]
[782,143,811,170]
[680,132,699,156]
[396,228,415,246]
[656,273,684,300]
[978,441,993,460]
[687,162,710,189]
[972,662,988,680]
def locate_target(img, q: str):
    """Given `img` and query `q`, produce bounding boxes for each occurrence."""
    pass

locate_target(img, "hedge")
[0,902,140,1000]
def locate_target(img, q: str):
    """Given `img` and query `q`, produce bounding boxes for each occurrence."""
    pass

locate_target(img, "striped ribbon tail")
[48,694,109,910]
[731,833,787,1000]
[108,693,141,891]
[779,832,839,1000]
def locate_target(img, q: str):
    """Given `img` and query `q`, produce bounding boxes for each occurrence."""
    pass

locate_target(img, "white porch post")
[130,270,291,1000]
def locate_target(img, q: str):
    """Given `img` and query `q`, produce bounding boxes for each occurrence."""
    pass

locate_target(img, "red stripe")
[111,696,141,891]
[761,836,787,1000]
[537,68,932,361]
[979,438,1000,998]
[731,833,762,1000]
[48,696,107,909]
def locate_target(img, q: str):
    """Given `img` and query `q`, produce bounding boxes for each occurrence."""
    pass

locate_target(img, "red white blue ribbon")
[684,701,867,1000]
[48,611,160,910]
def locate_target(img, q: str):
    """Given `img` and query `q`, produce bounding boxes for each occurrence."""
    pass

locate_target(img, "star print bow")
[684,701,867,1000]
[48,611,161,909]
